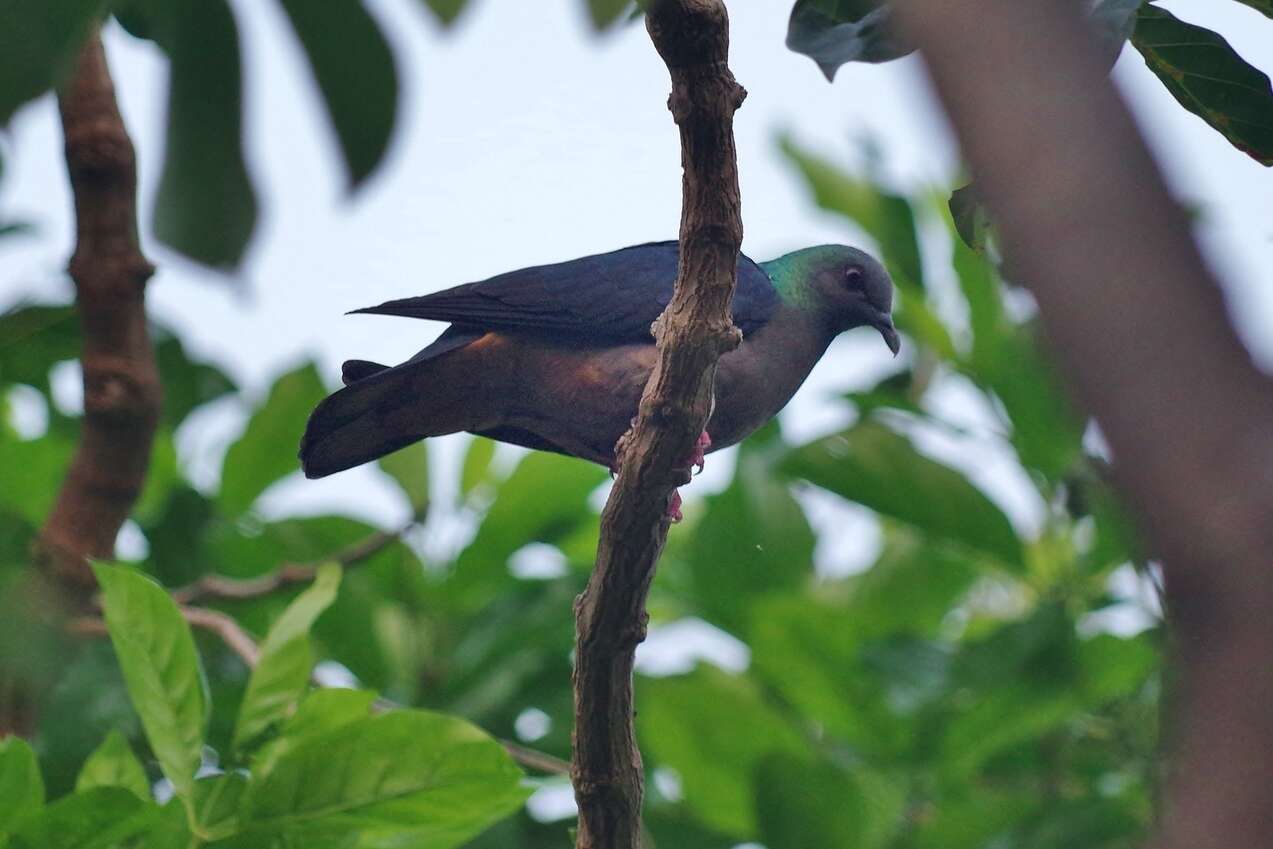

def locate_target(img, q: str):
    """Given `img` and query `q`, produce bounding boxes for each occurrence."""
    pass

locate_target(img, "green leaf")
[74,730,150,800]
[460,437,497,498]
[785,0,912,81]
[0,737,43,835]
[192,772,248,842]
[242,710,529,846]
[91,563,207,800]
[152,326,237,428]
[0,304,79,394]
[1133,5,1273,166]
[685,423,815,632]
[780,136,924,289]
[148,0,259,266]
[782,420,1024,569]
[756,754,905,849]
[0,427,74,524]
[419,0,467,25]
[233,563,342,752]
[278,0,398,188]
[252,688,377,778]
[378,442,430,517]
[0,0,103,126]
[220,361,326,515]
[949,183,992,254]
[638,666,810,837]
[8,787,157,849]
[586,0,631,29]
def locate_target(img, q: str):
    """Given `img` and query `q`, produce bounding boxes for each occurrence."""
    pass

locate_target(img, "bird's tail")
[299,360,425,479]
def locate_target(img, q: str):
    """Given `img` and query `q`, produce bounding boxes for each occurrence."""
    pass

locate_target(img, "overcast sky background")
[1,0,1270,579]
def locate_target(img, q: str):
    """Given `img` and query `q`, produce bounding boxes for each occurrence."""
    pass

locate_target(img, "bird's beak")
[874,316,901,357]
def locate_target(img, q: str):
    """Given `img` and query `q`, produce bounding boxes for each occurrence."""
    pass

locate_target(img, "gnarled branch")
[892,2,1273,848]
[571,2,745,847]
[37,31,159,600]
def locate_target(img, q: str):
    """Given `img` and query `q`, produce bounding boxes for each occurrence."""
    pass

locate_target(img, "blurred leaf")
[92,563,208,800]
[279,0,398,188]
[233,563,342,752]
[757,754,905,849]
[192,772,248,842]
[0,736,43,834]
[0,0,102,126]
[420,0,468,26]
[152,327,237,428]
[0,427,74,524]
[1133,5,1273,166]
[1014,797,1142,849]
[0,304,78,393]
[685,423,814,632]
[74,730,150,800]
[949,183,991,254]
[1077,632,1157,705]
[848,530,979,638]
[8,787,157,849]
[586,0,631,29]
[781,137,925,289]
[782,420,1023,569]
[638,665,809,836]
[785,0,912,81]
[242,710,529,845]
[992,327,1084,482]
[460,436,497,499]
[379,441,429,516]
[220,361,326,515]
[142,0,258,267]
[252,688,377,777]
[0,221,35,239]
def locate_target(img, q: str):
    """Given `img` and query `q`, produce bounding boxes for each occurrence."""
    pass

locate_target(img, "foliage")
[786,0,1273,228]
[1,138,1161,844]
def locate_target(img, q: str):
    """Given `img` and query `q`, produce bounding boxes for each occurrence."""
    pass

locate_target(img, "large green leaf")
[192,772,248,842]
[278,0,398,188]
[786,0,911,81]
[74,730,150,800]
[780,137,925,289]
[220,361,326,515]
[0,427,74,524]
[0,737,43,835]
[141,0,259,267]
[756,754,905,849]
[0,0,102,126]
[781,420,1024,569]
[638,666,810,837]
[378,442,430,517]
[233,563,342,752]
[684,423,815,632]
[92,563,208,800]
[8,787,157,849]
[252,688,377,777]
[242,710,528,846]
[1133,5,1273,166]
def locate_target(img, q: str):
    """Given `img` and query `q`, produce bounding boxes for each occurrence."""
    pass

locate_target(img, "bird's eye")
[845,267,864,287]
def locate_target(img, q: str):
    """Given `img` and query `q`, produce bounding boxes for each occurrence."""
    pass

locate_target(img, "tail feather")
[299,365,425,479]
[342,359,389,385]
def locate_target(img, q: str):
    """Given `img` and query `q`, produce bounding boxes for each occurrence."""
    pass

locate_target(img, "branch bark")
[36,31,159,601]
[891,3,1273,848]
[571,2,745,847]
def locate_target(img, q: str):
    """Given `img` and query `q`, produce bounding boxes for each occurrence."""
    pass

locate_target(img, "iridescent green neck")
[761,246,837,310]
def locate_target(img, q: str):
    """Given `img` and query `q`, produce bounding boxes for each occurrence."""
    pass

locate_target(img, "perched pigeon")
[299,241,898,507]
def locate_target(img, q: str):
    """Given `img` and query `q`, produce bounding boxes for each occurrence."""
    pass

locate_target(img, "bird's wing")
[350,241,779,342]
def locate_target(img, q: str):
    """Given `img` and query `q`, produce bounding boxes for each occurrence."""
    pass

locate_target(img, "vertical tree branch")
[892,2,1273,848]
[36,32,159,600]
[570,2,745,846]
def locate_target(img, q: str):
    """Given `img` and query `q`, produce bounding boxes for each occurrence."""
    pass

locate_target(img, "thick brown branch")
[892,3,1273,848]
[36,32,159,600]
[170,525,411,605]
[571,2,745,847]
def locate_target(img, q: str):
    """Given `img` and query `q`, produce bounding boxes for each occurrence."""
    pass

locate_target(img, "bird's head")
[763,245,900,355]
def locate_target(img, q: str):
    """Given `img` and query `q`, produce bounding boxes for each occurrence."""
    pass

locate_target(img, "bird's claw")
[665,490,684,524]
[685,431,711,476]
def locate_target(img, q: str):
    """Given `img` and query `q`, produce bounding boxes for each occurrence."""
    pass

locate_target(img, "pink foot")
[683,431,712,475]
[665,490,684,523]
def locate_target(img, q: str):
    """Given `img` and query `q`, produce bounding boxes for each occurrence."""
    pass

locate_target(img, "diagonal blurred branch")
[36,30,159,601]
[170,524,414,605]
[571,1,745,847]
[892,2,1273,848]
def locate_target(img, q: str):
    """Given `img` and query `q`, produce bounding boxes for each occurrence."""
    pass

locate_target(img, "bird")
[299,241,898,517]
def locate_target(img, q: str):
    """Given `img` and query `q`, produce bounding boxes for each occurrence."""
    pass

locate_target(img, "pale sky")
[2,0,1270,567]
